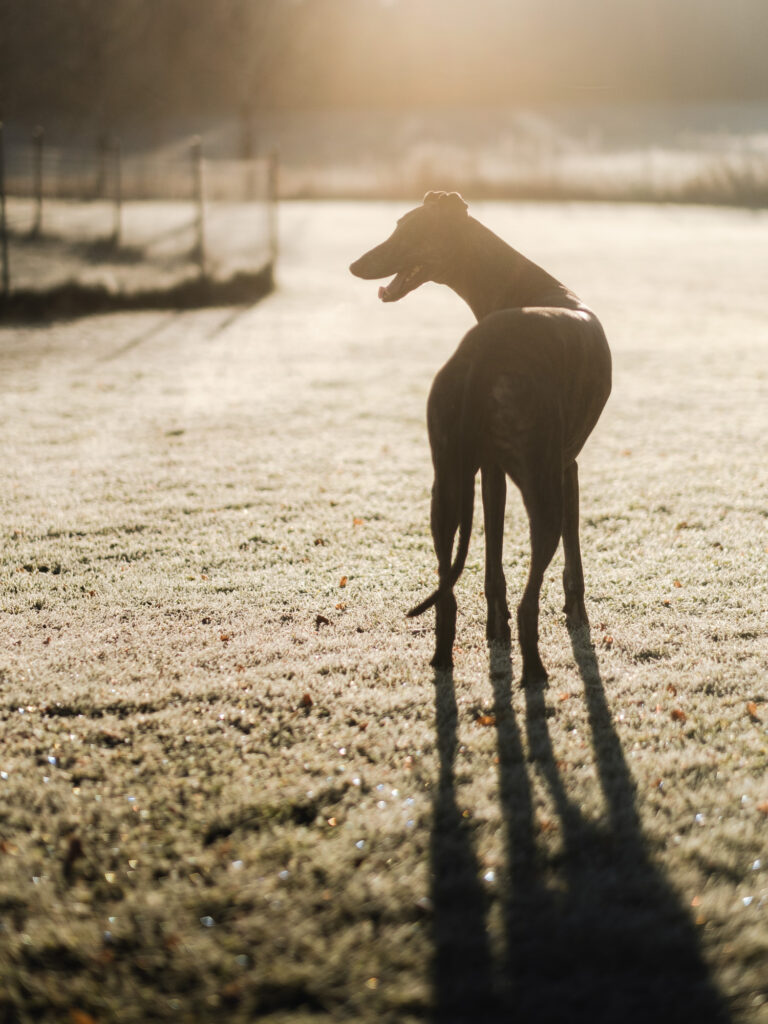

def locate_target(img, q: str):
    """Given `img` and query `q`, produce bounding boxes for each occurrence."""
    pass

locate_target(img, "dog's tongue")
[378,272,404,302]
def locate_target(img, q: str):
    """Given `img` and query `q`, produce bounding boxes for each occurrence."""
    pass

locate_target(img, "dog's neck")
[444,216,582,321]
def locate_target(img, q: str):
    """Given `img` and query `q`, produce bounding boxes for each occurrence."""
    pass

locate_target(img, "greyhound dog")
[350,191,611,683]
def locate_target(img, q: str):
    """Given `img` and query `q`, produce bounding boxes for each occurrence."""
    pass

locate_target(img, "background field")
[1,200,767,1023]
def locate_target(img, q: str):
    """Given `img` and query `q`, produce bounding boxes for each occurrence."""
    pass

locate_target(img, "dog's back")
[433,306,611,477]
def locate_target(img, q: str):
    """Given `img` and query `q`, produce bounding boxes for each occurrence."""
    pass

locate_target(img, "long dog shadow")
[430,634,731,1024]
[430,669,499,1021]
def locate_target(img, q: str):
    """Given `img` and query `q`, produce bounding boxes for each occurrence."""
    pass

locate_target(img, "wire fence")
[0,124,278,307]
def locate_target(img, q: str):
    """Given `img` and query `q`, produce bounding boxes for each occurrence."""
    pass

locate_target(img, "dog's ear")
[423,191,468,216]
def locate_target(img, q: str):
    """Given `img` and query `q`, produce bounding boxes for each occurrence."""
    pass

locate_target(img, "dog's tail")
[407,468,475,619]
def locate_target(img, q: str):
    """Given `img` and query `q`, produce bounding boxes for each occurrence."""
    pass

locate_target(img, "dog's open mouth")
[378,264,425,302]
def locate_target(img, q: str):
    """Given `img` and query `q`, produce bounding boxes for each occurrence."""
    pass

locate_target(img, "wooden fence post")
[268,147,279,266]
[32,125,44,237]
[96,133,109,198]
[0,122,10,296]
[111,138,122,247]
[191,136,205,276]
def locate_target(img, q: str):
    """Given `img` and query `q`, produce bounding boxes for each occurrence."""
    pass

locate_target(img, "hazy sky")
[2,0,767,129]
[304,0,768,108]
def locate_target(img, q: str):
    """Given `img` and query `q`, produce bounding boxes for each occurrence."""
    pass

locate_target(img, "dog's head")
[349,191,469,302]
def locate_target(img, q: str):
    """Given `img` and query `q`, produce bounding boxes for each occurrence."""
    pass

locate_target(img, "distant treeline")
[2,0,767,137]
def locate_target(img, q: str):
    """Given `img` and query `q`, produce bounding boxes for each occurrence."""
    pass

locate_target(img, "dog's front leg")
[561,461,589,628]
[481,464,511,645]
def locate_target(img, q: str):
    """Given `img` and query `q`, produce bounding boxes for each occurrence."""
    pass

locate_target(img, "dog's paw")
[486,622,512,646]
[430,652,454,671]
[563,599,589,629]
[521,658,548,689]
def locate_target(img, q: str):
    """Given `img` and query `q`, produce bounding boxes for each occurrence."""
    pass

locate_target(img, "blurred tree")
[0,0,310,138]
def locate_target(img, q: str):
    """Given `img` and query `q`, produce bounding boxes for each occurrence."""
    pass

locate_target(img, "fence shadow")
[429,636,731,1024]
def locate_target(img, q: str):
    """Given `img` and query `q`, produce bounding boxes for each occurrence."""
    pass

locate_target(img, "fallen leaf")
[314,537,326,546]
[757,801,768,816]
[747,701,760,721]
[220,633,232,642]
[673,579,683,588]
[69,1012,98,1024]
[299,693,313,708]
[353,517,364,526]
[602,635,613,647]
[661,599,671,607]
[475,714,496,727]
[667,683,677,695]
[671,708,687,723]
[558,692,572,702]
[315,614,331,629]
[335,602,346,611]
[339,576,348,588]
[221,981,243,1002]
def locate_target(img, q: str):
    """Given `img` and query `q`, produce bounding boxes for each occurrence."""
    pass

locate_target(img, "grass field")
[0,200,766,1023]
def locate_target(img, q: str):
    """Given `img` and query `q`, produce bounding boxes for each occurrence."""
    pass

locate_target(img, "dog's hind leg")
[561,460,589,628]
[517,464,563,686]
[481,464,511,646]
[428,476,460,670]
